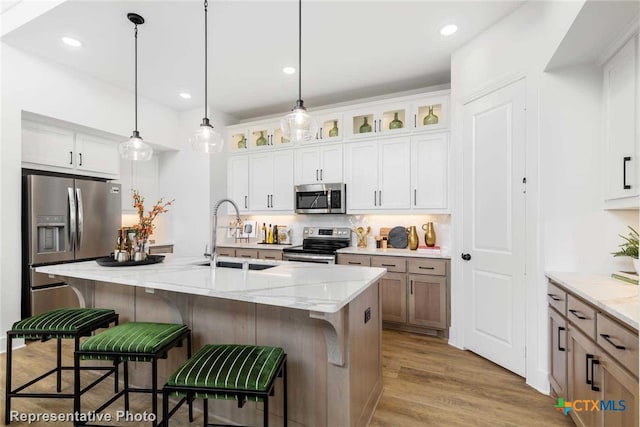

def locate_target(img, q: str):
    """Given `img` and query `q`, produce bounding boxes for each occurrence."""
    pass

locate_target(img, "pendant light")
[280,0,317,142]
[119,13,153,161]
[190,0,223,153]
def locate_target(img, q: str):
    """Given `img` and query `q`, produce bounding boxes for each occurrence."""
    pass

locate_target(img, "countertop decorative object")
[37,255,385,314]
[545,271,639,330]
[388,226,408,248]
[96,255,165,267]
[354,226,371,248]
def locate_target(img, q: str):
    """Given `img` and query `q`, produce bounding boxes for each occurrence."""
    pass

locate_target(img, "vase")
[329,120,339,137]
[237,136,247,149]
[359,117,372,133]
[256,131,268,146]
[634,258,639,275]
[422,222,436,247]
[389,112,403,129]
[135,237,148,261]
[423,106,439,125]
[408,226,419,250]
[281,136,289,143]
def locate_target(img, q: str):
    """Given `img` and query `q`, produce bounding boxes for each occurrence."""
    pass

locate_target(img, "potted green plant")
[612,226,639,274]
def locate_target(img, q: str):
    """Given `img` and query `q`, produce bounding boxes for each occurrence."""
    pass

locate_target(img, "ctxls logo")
[554,398,626,416]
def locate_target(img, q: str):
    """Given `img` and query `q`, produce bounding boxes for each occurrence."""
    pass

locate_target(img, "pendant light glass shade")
[190,118,223,153]
[192,0,224,153]
[281,0,316,142]
[119,13,152,162]
[281,100,317,143]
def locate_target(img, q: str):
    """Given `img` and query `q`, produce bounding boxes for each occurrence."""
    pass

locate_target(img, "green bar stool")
[74,322,192,427]
[162,344,287,427]
[5,307,119,425]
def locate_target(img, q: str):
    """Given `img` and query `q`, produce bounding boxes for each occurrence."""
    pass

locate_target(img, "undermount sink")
[196,260,276,270]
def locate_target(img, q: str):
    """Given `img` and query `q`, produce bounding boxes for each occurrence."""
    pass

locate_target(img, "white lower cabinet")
[227,155,250,213]
[411,133,449,211]
[344,138,411,212]
[249,151,294,212]
[294,145,343,184]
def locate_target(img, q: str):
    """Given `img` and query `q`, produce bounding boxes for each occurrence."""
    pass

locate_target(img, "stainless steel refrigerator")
[22,172,121,318]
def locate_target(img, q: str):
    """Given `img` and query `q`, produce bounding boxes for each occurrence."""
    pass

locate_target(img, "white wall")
[450,0,586,393]
[0,43,182,351]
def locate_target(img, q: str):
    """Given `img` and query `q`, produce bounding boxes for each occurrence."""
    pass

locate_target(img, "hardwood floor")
[1,330,574,426]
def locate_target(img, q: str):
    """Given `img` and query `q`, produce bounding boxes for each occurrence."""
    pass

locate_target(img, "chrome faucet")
[209,198,241,269]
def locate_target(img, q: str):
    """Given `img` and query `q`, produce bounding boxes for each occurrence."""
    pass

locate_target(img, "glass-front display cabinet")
[412,96,449,132]
[345,103,410,138]
[229,130,249,151]
[249,123,292,149]
[314,114,343,142]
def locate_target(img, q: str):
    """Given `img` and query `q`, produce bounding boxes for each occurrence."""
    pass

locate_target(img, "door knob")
[461,253,471,261]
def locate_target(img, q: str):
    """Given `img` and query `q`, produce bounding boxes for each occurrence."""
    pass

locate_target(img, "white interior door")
[461,79,526,376]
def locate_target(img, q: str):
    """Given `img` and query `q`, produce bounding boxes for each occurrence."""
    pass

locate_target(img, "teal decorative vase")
[329,120,339,137]
[359,117,372,133]
[423,106,439,125]
[389,112,403,129]
[237,135,247,149]
[256,131,268,146]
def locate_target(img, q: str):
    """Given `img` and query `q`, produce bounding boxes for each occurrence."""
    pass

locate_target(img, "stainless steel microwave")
[294,183,346,214]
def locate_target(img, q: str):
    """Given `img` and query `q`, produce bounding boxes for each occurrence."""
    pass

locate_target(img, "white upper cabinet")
[411,133,449,211]
[603,35,639,208]
[345,102,411,139]
[411,95,450,132]
[228,123,293,152]
[228,129,250,152]
[249,151,294,212]
[227,155,250,213]
[294,145,343,185]
[313,114,343,143]
[22,120,119,179]
[344,138,411,212]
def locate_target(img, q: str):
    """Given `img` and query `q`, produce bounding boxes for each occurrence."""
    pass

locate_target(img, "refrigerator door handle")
[76,187,84,251]
[67,187,76,251]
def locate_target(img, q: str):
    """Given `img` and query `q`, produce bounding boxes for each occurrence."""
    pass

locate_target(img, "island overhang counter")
[36,256,386,427]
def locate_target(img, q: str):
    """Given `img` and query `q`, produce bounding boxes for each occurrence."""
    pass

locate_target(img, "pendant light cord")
[298,0,302,102]
[134,23,138,133]
[204,0,208,120]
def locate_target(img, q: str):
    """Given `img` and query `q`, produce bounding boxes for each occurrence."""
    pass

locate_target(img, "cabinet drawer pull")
[348,261,361,265]
[264,256,275,260]
[547,293,561,301]
[419,266,435,270]
[557,326,565,352]
[586,354,593,385]
[590,359,600,392]
[569,309,586,320]
[600,333,626,350]
[381,263,396,267]
[623,156,631,189]
[240,254,252,258]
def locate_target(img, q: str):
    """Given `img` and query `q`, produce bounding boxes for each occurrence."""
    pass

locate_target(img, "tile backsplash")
[221,214,451,252]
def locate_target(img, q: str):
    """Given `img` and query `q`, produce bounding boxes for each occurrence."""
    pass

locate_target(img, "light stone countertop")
[337,246,451,259]
[545,271,639,331]
[218,242,292,250]
[36,255,386,314]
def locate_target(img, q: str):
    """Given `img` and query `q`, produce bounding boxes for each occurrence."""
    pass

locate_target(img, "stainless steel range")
[282,227,351,264]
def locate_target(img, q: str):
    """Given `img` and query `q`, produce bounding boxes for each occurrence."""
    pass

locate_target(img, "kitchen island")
[37,256,386,427]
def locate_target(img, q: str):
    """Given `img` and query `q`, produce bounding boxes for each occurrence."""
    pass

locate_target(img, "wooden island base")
[69,278,383,427]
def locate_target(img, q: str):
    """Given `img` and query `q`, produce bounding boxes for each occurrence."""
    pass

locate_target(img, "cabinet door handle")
[320,169,323,181]
[379,190,382,206]
[374,190,377,206]
[316,169,319,181]
[461,253,472,261]
[590,359,600,392]
[600,333,626,350]
[623,156,631,189]
[586,354,593,385]
[244,195,248,209]
[414,189,417,206]
[414,114,417,128]
[78,153,83,166]
[557,326,565,351]
[410,280,414,294]
[69,151,73,165]
[547,293,561,301]
[267,195,270,208]
[569,309,586,320]
[319,127,323,139]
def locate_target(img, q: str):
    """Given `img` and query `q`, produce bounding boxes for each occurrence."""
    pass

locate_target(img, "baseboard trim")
[526,367,550,395]
[0,336,25,354]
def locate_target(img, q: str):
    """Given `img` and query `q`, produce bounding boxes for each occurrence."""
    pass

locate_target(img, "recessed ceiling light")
[282,66,296,75]
[179,92,192,99]
[61,36,82,47]
[440,25,458,36]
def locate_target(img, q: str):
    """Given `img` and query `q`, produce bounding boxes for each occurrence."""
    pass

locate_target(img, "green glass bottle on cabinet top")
[237,135,247,149]
[359,117,372,133]
[423,106,439,125]
[256,131,268,146]
[329,120,339,137]
[389,112,403,129]
[281,136,289,143]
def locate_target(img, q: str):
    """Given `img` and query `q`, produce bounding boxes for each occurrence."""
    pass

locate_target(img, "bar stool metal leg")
[5,335,12,425]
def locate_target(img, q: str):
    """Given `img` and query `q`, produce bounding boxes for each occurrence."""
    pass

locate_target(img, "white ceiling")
[2,0,523,120]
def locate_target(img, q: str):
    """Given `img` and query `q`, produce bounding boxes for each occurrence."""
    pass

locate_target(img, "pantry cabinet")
[603,34,639,208]
[294,145,343,185]
[249,151,294,212]
[344,138,411,212]
[22,120,119,179]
